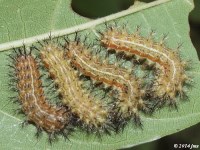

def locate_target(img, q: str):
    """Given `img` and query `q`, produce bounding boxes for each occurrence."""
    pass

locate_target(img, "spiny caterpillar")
[38,42,114,134]
[8,46,71,142]
[7,22,192,142]
[64,38,153,128]
[100,25,190,107]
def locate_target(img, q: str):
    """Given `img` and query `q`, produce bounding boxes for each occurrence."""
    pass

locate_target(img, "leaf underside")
[0,0,199,150]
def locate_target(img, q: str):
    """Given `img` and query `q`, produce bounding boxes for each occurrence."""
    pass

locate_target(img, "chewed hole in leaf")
[71,0,134,19]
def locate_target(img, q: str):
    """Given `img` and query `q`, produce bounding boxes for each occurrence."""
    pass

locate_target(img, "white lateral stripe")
[72,49,133,100]
[111,37,176,80]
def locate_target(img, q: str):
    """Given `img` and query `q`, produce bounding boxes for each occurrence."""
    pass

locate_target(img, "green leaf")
[0,0,199,150]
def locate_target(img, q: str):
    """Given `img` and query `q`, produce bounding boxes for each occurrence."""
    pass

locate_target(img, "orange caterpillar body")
[65,41,150,125]
[100,26,189,106]
[11,48,70,141]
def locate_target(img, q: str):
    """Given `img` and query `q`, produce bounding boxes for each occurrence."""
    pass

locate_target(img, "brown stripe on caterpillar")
[100,25,190,107]
[8,46,71,143]
[39,42,114,134]
[64,39,152,128]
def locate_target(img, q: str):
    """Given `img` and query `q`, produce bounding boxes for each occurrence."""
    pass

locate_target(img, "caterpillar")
[100,25,189,107]
[39,42,114,134]
[8,46,71,142]
[64,39,152,128]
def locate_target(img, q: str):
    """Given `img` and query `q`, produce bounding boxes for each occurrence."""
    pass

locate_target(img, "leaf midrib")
[0,0,172,52]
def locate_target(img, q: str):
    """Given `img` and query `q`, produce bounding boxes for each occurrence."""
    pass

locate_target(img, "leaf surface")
[0,0,199,150]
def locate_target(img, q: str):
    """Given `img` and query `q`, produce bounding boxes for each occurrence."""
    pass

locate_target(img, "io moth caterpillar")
[100,26,189,107]
[39,42,113,133]
[9,47,70,142]
[64,40,151,127]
